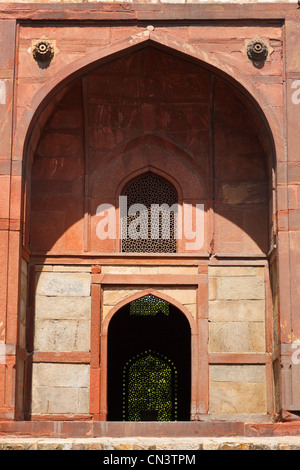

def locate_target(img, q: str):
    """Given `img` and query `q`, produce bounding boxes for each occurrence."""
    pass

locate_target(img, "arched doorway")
[21,36,279,422]
[107,294,191,421]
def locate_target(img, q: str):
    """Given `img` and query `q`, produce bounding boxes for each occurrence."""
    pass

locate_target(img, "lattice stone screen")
[121,173,177,253]
[123,351,178,421]
[130,295,170,316]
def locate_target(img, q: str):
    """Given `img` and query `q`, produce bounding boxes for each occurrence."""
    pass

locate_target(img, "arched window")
[123,350,178,421]
[121,173,178,253]
[107,295,191,421]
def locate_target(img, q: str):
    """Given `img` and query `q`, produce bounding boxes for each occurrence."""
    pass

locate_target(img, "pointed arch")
[102,288,197,336]
[20,29,281,171]
[116,164,184,205]
[90,133,207,199]
[22,29,280,257]
[105,288,193,421]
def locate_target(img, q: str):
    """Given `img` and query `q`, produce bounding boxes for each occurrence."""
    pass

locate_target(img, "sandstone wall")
[208,266,267,414]
[31,264,271,418]
[32,363,90,415]
[32,267,91,415]
[208,267,265,353]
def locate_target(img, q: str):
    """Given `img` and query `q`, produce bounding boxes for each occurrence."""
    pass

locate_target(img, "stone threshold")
[1,421,300,440]
[1,436,300,450]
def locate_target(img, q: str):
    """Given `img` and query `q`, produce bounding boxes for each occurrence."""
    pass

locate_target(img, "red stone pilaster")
[0,19,20,420]
[279,15,300,413]
[90,266,101,420]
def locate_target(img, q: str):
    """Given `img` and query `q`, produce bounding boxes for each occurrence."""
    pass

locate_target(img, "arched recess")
[90,134,207,253]
[20,30,281,168]
[101,289,197,422]
[21,30,280,257]
[20,29,282,421]
[90,134,207,198]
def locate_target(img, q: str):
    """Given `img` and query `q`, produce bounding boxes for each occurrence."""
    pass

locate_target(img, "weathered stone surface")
[0,2,294,423]
[210,365,266,383]
[209,381,267,414]
[218,443,250,450]
[221,182,268,205]
[32,363,90,414]
[36,272,91,297]
[32,363,90,388]
[216,277,265,300]
[209,277,217,301]
[209,266,263,277]
[101,265,141,275]
[35,295,91,320]
[32,386,89,414]
[0,443,38,451]
[157,287,197,307]
[209,299,265,322]
[34,319,91,352]
[103,287,196,309]
[102,305,112,319]
[3,436,300,451]
[101,265,198,275]
[209,321,265,353]
[183,303,197,318]
[103,288,140,306]
[72,442,105,450]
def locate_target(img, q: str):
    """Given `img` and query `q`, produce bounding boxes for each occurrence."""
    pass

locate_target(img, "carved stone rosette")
[247,38,269,63]
[32,40,55,63]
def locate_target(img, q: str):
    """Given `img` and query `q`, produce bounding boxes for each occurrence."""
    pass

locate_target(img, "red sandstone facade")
[0,2,300,437]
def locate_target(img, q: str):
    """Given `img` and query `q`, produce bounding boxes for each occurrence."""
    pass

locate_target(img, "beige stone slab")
[216,277,265,300]
[101,266,141,275]
[34,319,91,352]
[35,295,91,320]
[36,272,91,297]
[31,386,89,415]
[32,363,90,388]
[102,305,112,320]
[209,381,267,414]
[209,300,265,322]
[209,266,262,277]
[257,267,265,277]
[209,278,217,301]
[209,365,266,383]
[101,265,199,275]
[183,303,197,319]
[209,322,266,353]
[103,288,140,307]
[157,287,197,307]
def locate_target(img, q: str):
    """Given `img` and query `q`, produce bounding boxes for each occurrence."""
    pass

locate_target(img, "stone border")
[0,436,300,450]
